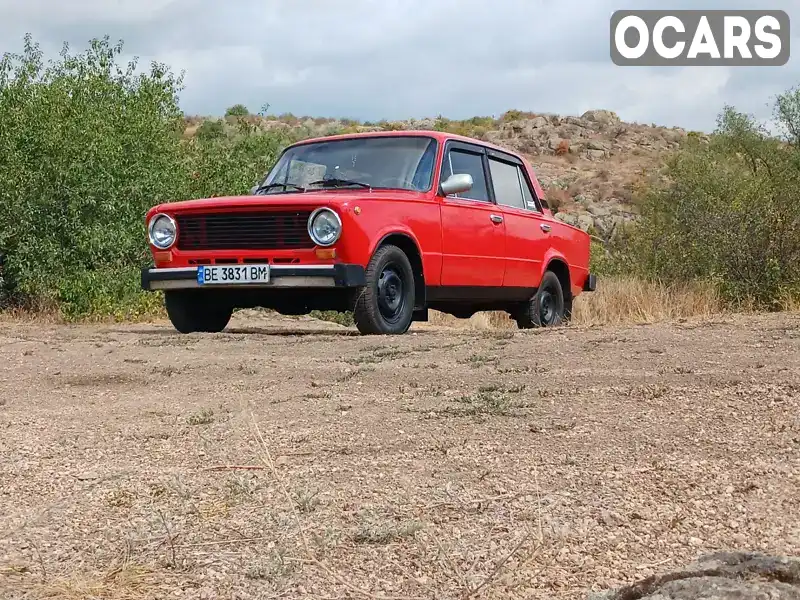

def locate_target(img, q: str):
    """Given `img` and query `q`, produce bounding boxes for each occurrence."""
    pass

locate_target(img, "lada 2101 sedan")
[141,130,596,335]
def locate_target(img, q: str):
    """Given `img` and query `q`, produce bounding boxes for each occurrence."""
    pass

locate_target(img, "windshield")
[259,136,437,193]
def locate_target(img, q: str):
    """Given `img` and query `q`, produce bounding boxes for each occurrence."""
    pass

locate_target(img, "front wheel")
[353,244,415,335]
[514,271,565,329]
[164,291,233,333]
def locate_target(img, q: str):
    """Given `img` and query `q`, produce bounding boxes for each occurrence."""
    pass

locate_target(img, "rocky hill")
[185,109,706,239]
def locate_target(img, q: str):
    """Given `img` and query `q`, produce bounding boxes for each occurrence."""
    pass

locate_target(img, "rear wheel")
[164,291,232,333]
[514,271,565,329]
[353,244,415,335]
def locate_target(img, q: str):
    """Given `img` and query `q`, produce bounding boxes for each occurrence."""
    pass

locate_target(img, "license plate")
[197,264,270,285]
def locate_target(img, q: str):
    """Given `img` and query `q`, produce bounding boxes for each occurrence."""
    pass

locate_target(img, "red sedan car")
[141,130,595,335]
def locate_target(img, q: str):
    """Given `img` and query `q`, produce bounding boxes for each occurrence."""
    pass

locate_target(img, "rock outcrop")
[589,551,800,600]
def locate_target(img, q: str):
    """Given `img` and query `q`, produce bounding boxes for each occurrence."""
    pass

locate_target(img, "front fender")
[368,225,423,259]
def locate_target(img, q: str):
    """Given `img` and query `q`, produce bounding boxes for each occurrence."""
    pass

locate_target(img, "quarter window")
[442,149,490,202]
[519,170,538,211]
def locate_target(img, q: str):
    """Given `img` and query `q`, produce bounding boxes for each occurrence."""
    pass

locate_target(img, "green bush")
[0,34,293,317]
[609,98,800,309]
[185,118,293,199]
[0,35,189,313]
[196,118,225,140]
[225,103,249,117]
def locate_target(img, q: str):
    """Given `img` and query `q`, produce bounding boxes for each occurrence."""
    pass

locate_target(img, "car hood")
[147,190,428,218]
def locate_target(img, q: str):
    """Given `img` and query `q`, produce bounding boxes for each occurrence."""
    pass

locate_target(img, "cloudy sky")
[1,0,797,132]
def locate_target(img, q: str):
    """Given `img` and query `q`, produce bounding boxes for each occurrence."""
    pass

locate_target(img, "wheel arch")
[543,256,572,304]
[373,231,425,310]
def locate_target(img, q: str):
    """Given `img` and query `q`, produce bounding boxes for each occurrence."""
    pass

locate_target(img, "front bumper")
[141,263,366,291]
[583,273,597,292]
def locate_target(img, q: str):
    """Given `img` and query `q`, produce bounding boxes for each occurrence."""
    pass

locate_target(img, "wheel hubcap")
[538,290,556,325]
[377,265,405,323]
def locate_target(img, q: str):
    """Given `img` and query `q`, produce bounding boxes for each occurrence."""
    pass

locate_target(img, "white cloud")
[1,0,797,132]
[0,0,179,24]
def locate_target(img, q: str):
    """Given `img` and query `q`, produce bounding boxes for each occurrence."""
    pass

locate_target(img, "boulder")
[555,212,579,226]
[564,116,586,127]
[588,551,800,600]
[581,109,621,125]
[577,214,595,231]
[587,204,612,217]
[586,149,607,160]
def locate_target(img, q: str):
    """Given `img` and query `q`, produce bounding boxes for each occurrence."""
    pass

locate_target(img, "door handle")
[490,214,503,224]
[540,223,552,232]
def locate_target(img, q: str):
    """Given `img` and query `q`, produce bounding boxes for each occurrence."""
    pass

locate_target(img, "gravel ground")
[1,311,799,599]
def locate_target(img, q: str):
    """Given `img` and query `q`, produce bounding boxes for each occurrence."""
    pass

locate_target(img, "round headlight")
[148,213,177,249]
[308,208,342,247]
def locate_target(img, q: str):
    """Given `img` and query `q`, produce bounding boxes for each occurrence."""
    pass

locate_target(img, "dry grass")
[570,276,724,326]
[8,563,167,600]
[429,276,725,330]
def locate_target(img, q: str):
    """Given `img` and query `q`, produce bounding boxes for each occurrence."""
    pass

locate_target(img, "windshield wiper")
[254,182,306,194]
[307,177,371,190]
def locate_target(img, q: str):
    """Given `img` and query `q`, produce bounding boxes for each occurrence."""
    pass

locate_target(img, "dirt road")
[1,311,799,599]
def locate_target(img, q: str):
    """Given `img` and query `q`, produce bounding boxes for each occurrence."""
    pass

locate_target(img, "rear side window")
[489,158,526,209]
[442,149,490,202]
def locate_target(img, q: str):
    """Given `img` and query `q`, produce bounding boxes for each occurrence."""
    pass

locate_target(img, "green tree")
[225,103,249,117]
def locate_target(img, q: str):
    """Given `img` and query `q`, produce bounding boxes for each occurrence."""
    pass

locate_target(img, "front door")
[439,143,505,287]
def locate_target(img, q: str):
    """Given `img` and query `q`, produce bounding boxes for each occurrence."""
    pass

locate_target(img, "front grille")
[176,211,314,251]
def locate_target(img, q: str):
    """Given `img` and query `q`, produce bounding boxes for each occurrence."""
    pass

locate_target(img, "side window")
[442,149,489,202]
[488,158,525,209]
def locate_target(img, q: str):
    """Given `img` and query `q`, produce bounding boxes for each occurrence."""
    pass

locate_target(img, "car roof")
[286,129,522,158]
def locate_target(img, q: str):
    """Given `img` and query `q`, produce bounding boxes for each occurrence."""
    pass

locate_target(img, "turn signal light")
[315,248,336,259]
[153,251,172,265]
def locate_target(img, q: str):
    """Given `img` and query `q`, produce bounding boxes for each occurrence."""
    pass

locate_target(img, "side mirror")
[539,198,550,210]
[440,173,473,195]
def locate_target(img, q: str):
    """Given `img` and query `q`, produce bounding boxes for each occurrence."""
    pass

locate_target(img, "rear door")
[486,150,550,289]
[439,141,505,287]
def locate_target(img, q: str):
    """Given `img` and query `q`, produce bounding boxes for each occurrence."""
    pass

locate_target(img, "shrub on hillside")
[185,117,294,199]
[613,97,800,309]
[196,118,225,140]
[225,103,249,117]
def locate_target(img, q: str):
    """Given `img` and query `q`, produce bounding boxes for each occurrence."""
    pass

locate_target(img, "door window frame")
[437,140,544,213]
[438,140,495,204]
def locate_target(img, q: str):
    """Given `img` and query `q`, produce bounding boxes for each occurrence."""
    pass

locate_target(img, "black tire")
[164,291,232,334]
[353,244,415,335]
[515,271,565,329]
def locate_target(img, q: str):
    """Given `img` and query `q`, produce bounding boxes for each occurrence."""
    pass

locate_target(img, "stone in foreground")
[589,551,800,599]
